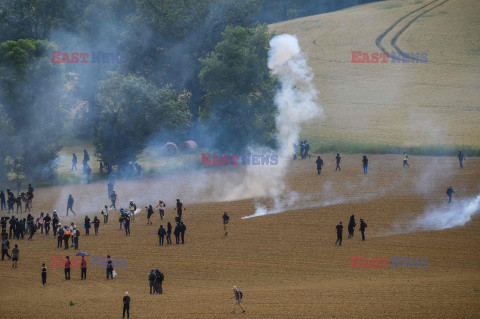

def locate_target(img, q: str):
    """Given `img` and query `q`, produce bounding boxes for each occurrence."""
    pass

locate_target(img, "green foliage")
[92,73,191,165]
[0,39,67,179]
[199,25,277,151]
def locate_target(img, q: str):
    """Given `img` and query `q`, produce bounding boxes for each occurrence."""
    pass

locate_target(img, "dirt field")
[0,154,479,318]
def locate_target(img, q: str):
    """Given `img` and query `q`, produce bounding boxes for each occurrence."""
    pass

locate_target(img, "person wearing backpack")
[148,269,157,294]
[232,286,245,313]
[155,269,164,294]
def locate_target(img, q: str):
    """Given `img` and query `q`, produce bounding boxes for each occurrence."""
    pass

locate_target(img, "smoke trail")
[409,195,480,231]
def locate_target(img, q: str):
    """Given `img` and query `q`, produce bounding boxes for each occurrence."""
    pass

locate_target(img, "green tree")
[0,39,67,179]
[199,25,277,151]
[92,73,191,165]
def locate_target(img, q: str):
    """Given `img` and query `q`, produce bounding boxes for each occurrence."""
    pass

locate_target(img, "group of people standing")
[335,215,368,246]
[0,184,34,214]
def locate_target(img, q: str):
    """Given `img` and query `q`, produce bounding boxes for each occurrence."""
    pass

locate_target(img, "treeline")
[0,0,380,181]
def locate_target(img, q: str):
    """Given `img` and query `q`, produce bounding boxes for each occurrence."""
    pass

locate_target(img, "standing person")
[0,190,6,210]
[166,222,172,245]
[28,223,37,240]
[158,225,166,245]
[175,199,185,221]
[85,164,92,184]
[52,212,59,236]
[348,214,356,238]
[82,149,90,172]
[300,141,305,159]
[304,140,311,158]
[66,195,75,216]
[73,226,79,250]
[155,269,164,294]
[334,153,341,171]
[11,244,19,268]
[359,218,367,241]
[93,216,100,235]
[106,255,114,279]
[223,211,230,236]
[9,217,16,239]
[44,213,51,236]
[335,222,343,246]
[110,191,117,210]
[148,269,157,294]
[457,151,465,168]
[119,209,125,229]
[147,205,154,225]
[123,292,130,319]
[179,222,186,244]
[155,200,165,220]
[37,212,44,234]
[41,263,47,286]
[447,186,454,204]
[64,256,71,280]
[231,286,245,313]
[63,226,70,249]
[174,223,180,244]
[128,200,136,222]
[1,237,11,260]
[84,216,91,236]
[362,156,368,174]
[316,156,324,175]
[72,153,77,171]
[124,215,131,237]
[80,256,87,280]
[102,205,109,223]
[403,151,409,168]
[16,195,23,214]
[57,224,64,248]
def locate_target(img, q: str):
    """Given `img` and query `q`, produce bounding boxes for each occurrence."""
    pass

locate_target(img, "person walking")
[93,216,100,235]
[447,186,454,204]
[63,226,70,249]
[66,195,75,216]
[362,156,368,174]
[80,256,87,280]
[457,151,465,168]
[403,151,409,168]
[316,156,324,175]
[335,222,343,246]
[72,153,77,171]
[84,216,91,236]
[128,200,136,222]
[0,190,5,211]
[359,218,367,241]
[102,205,109,223]
[73,226,79,250]
[174,223,180,244]
[147,205,154,225]
[11,244,19,268]
[57,224,64,248]
[231,286,245,313]
[41,263,47,286]
[64,256,71,280]
[44,213,51,236]
[124,215,131,237]
[110,191,117,210]
[179,222,186,244]
[37,213,44,234]
[175,199,185,221]
[348,214,356,238]
[223,211,230,236]
[1,237,11,260]
[122,292,130,319]
[166,222,172,245]
[334,153,341,171]
[148,269,157,294]
[155,269,164,294]
[106,255,114,280]
[156,200,166,220]
[158,225,166,245]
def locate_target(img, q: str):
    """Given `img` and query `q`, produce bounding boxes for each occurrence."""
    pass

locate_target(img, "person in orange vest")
[80,256,87,280]
[63,226,71,249]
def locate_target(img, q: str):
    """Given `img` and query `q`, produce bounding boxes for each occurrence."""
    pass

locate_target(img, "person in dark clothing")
[44,213,51,235]
[124,215,131,236]
[82,149,90,172]
[0,191,5,210]
[72,153,77,171]
[81,256,87,280]
[106,255,114,279]
[158,225,166,245]
[348,215,356,238]
[176,199,184,220]
[179,222,186,244]
[223,211,230,236]
[11,244,19,268]
[362,156,368,174]
[27,184,34,195]
[73,226,79,250]
[147,205,154,225]
[156,200,165,220]
[110,191,117,210]
[335,222,343,246]
[17,219,25,239]
[9,217,16,239]
[64,256,71,280]
[123,292,130,319]
[174,223,180,244]
[67,195,75,216]
[155,269,164,294]
[57,225,64,248]
[335,153,341,171]
[52,213,59,236]
[85,164,92,184]
[16,195,23,213]
[84,216,91,235]
[447,186,454,204]
[1,229,7,241]
[63,226,70,249]
[148,269,157,294]
[316,156,324,175]
[2,238,11,260]
[300,141,305,159]
[359,218,367,241]
[304,140,311,158]
[166,222,172,245]
[41,263,47,286]
[28,223,37,240]
[7,195,15,214]
[457,151,465,168]
[93,216,100,235]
